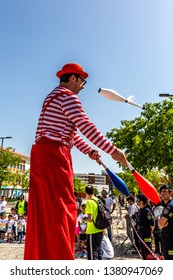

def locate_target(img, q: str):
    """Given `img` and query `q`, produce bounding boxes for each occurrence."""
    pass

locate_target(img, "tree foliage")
[73,177,86,193]
[6,170,30,190]
[116,169,169,194]
[0,148,22,189]
[106,99,173,184]
[73,177,98,196]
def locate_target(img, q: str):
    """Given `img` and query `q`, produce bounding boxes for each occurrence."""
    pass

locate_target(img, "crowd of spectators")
[0,194,27,244]
[1,184,173,261]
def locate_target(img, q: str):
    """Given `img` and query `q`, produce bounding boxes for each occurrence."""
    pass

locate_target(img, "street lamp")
[159,93,173,97]
[0,136,12,149]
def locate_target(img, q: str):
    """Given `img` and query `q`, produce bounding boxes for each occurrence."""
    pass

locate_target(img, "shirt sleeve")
[73,133,92,154]
[62,93,116,155]
[145,210,155,226]
[162,205,173,219]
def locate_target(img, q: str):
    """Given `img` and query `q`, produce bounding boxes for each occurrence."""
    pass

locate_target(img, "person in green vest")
[15,194,28,216]
[85,185,103,260]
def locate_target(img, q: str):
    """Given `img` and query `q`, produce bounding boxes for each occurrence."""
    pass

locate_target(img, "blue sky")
[1,0,173,174]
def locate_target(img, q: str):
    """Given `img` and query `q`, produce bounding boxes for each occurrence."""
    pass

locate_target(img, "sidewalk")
[0,242,24,260]
[0,207,140,260]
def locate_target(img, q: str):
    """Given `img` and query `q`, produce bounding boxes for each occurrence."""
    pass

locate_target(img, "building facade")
[74,171,112,194]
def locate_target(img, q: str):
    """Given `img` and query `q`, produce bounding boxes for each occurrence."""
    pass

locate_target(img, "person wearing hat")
[24,63,128,260]
[158,184,173,259]
[136,194,155,259]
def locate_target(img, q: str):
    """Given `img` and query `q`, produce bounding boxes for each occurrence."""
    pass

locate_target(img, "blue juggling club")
[99,160,130,197]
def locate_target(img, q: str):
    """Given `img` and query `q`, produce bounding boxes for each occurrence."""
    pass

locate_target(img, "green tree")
[106,99,173,185]
[73,177,86,193]
[0,148,22,189]
[116,169,169,194]
[73,178,98,197]
[20,170,30,189]
[7,171,21,189]
[7,169,30,191]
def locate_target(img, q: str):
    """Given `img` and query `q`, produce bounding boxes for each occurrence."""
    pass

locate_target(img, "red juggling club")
[127,162,161,205]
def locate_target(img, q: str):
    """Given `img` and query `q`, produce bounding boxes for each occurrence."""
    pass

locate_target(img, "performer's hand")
[111,148,128,167]
[88,149,100,161]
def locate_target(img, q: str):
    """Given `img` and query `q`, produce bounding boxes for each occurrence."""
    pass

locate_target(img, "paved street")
[0,242,24,260]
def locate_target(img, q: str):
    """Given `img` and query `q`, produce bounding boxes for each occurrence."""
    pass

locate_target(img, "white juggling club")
[98,88,144,109]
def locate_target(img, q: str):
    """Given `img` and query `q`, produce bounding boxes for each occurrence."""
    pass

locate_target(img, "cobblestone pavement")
[0,207,140,260]
[0,242,24,260]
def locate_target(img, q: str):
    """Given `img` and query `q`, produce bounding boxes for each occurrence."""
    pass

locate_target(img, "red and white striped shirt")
[35,86,116,155]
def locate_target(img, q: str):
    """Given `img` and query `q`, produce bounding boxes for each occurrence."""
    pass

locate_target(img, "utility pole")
[0,136,12,149]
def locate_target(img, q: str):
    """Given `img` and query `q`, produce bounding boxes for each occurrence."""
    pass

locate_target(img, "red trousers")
[24,139,77,260]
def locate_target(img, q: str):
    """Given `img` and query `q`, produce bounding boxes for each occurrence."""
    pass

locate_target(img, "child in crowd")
[75,208,82,252]
[79,204,88,258]
[6,214,14,243]
[0,213,7,242]
[17,214,26,243]
[23,214,27,238]
[11,208,18,241]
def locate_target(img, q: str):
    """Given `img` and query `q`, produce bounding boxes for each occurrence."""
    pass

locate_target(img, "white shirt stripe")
[35,86,116,154]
